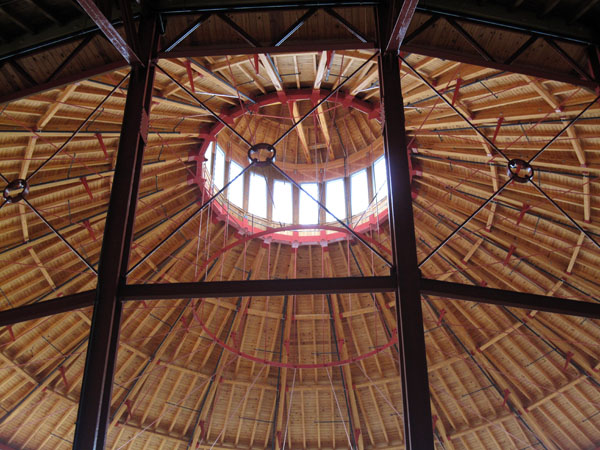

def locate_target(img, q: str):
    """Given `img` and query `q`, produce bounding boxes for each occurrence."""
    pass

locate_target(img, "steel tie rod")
[27,72,131,183]
[156,64,253,147]
[418,178,512,268]
[22,197,98,275]
[271,163,392,267]
[529,180,600,251]
[272,51,379,147]
[400,56,512,163]
[127,161,255,276]
[528,94,600,164]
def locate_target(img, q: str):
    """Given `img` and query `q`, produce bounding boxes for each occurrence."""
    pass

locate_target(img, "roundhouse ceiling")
[1,1,599,106]
[1,26,600,450]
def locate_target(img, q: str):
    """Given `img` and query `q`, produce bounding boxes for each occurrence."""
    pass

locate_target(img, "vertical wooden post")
[377,2,434,448]
[73,10,159,450]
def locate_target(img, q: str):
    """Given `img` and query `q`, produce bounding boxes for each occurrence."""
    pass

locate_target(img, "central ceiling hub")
[507,159,534,183]
[247,143,276,166]
[2,179,29,204]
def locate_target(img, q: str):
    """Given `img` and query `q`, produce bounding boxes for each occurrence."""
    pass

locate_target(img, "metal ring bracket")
[507,159,534,183]
[3,179,29,203]
[248,143,276,166]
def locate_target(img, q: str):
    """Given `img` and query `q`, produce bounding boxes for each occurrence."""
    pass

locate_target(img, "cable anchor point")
[3,179,29,203]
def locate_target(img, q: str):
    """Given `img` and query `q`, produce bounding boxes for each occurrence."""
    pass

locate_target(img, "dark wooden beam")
[159,40,375,59]
[121,276,396,300]
[379,3,434,447]
[161,13,211,52]
[9,60,36,86]
[421,278,600,319]
[271,7,317,46]
[417,0,598,45]
[401,42,599,90]
[72,11,158,450]
[46,35,95,82]
[0,291,95,327]
[0,61,127,105]
[325,7,369,43]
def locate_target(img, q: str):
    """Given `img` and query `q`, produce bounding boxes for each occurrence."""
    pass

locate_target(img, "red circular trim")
[189,88,390,247]
[195,223,392,276]
[191,223,396,368]
[194,306,398,369]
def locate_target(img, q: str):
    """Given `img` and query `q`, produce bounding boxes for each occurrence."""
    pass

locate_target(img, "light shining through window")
[351,169,369,216]
[373,156,388,200]
[208,150,390,225]
[273,180,292,223]
[326,178,345,222]
[248,173,267,218]
[213,144,225,189]
[299,183,319,225]
[228,161,244,207]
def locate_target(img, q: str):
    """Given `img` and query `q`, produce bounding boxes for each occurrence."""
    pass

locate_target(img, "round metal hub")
[3,179,29,204]
[507,159,534,183]
[247,143,276,166]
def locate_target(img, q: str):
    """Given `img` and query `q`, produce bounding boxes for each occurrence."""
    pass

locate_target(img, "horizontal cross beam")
[401,42,599,90]
[0,279,597,325]
[0,290,95,327]
[421,278,600,319]
[120,276,396,300]
[158,41,375,59]
[0,61,127,106]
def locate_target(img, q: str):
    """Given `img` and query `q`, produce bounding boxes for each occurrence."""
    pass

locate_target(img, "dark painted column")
[377,9,435,450]
[73,11,159,450]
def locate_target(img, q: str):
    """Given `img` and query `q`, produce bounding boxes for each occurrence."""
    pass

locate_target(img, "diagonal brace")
[75,0,142,65]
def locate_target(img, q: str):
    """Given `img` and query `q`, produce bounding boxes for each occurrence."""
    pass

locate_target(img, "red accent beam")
[0,290,95,327]
[387,0,420,53]
[73,12,159,450]
[0,442,18,450]
[75,0,141,65]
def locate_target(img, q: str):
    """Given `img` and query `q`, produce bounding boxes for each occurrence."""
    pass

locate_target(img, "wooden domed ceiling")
[0,41,600,450]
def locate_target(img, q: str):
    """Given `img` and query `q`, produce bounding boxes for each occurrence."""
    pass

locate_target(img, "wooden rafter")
[1,51,600,450]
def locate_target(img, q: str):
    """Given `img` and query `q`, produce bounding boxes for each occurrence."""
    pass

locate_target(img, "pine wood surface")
[0,47,599,449]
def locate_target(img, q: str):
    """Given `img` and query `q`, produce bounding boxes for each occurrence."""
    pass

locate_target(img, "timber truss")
[0,1,599,449]
[0,0,599,104]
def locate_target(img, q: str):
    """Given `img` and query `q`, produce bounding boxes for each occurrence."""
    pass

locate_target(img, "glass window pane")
[299,183,319,225]
[373,156,388,199]
[228,161,244,207]
[350,169,369,215]
[248,173,267,218]
[326,178,346,222]
[273,180,292,223]
[213,144,225,189]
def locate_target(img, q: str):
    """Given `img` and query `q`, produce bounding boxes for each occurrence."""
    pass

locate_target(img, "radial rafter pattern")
[0,46,599,450]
